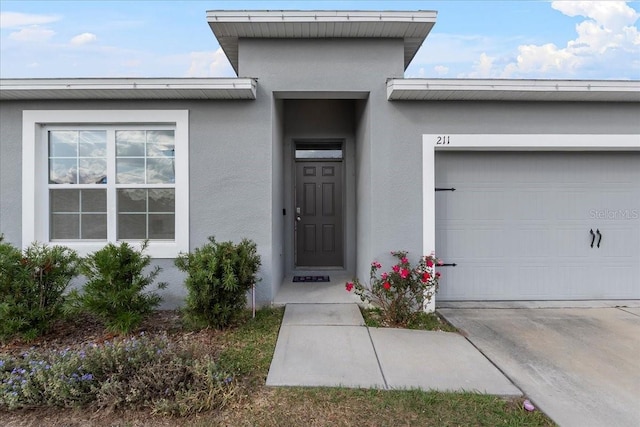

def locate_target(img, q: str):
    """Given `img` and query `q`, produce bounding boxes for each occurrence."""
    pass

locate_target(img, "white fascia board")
[387,78,640,101]
[1,78,257,100]
[207,10,437,23]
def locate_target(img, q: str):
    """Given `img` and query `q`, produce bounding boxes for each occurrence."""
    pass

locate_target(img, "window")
[295,142,343,159]
[23,111,189,257]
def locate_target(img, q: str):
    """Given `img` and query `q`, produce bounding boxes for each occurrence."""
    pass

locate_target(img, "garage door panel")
[435,151,639,301]
[437,190,507,220]
[437,264,506,300]
[596,226,639,257]
[436,226,507,258]
[511,190,554,219]
[549,227,593,254]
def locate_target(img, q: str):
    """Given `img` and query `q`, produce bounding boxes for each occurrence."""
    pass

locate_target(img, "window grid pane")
[50,189,107,240]
[117,188,175,240]
[49,130,107,184]
[116,130,175,185]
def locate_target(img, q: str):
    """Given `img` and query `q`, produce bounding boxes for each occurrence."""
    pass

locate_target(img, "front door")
[295,160,343,267]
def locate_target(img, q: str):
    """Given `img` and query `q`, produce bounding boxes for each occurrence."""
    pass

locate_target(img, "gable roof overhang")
[387,78,640,102]
[0,78,257,100]
[207,10,437,74]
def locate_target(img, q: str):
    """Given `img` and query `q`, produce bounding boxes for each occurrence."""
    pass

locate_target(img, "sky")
[1,1,639,80]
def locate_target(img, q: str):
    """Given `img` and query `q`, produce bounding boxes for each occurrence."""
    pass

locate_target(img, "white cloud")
[466,53,497,78]
[552,1,639,30]
[493,1,639,78]
[186,48,235,77]
[9,26,56,42]
[433,65,449,76]
[70,32,97,45]
[0,12,60,28]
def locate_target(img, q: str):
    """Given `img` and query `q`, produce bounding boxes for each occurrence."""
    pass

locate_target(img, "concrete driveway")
[439,306,640,427]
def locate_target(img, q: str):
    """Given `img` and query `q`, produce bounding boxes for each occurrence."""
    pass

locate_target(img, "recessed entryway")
[294,143,344,267]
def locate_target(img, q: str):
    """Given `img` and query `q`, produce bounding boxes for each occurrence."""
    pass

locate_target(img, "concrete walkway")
[266,303,521,395]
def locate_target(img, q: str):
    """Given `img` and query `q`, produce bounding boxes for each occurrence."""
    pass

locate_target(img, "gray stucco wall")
[0,99,276,307]
[271,98,284,296]
[238,38,405,91]
[0,103,23,245]
[354,99,372,278]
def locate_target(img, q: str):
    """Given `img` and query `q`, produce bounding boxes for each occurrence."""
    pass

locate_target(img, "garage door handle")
[596,229,602,248]
[590,229,595,248]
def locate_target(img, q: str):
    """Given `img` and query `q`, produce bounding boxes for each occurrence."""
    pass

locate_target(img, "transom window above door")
[295,142,343,159]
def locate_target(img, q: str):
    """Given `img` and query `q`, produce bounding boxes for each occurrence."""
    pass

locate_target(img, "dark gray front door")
[295,161,343,267]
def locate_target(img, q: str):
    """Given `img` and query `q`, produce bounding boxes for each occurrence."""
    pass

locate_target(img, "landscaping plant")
[70,241,166,334]
[346,251,442,327]
[0,241,79,342]
[0,333,236,414]
[175,236,261,329]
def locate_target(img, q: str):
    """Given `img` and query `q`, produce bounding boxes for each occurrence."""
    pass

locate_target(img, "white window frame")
[23,110,189,258]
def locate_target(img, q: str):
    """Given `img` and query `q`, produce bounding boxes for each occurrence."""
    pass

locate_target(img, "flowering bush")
[346,251,442,327]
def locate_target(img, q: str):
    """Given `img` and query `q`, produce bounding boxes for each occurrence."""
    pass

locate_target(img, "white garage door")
[435,151,640,301]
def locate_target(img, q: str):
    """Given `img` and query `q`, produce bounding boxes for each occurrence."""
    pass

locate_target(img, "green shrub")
[175,237,261,329]
[0,241,79,342]
[0,334,235,414]
[72,241,166,334]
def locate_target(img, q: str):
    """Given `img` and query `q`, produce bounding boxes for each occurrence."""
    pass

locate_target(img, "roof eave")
[387,78,640,102]
[0,78,258,101]
[206,10,437,73]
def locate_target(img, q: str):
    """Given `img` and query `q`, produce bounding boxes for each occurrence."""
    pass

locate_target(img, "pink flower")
[383,282,391,290]
[381,272,388,280]
[426,259,434,268]
[345,282,354,292]
[371,261,382,269]
[401,257,408,264]
[438,259,444,266]
[400,268,410,279]
[392,265,400,273]
[435,272,441,278]
[421,272,431,282]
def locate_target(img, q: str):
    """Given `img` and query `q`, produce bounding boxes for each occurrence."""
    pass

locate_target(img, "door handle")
[596,229,602,248]
[589,229,595,248]
[296,216,301,222]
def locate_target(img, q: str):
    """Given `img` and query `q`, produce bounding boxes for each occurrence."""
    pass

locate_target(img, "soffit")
[207,10,437,73]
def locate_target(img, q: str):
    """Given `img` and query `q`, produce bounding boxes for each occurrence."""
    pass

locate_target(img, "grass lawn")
[0,307,556,426]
